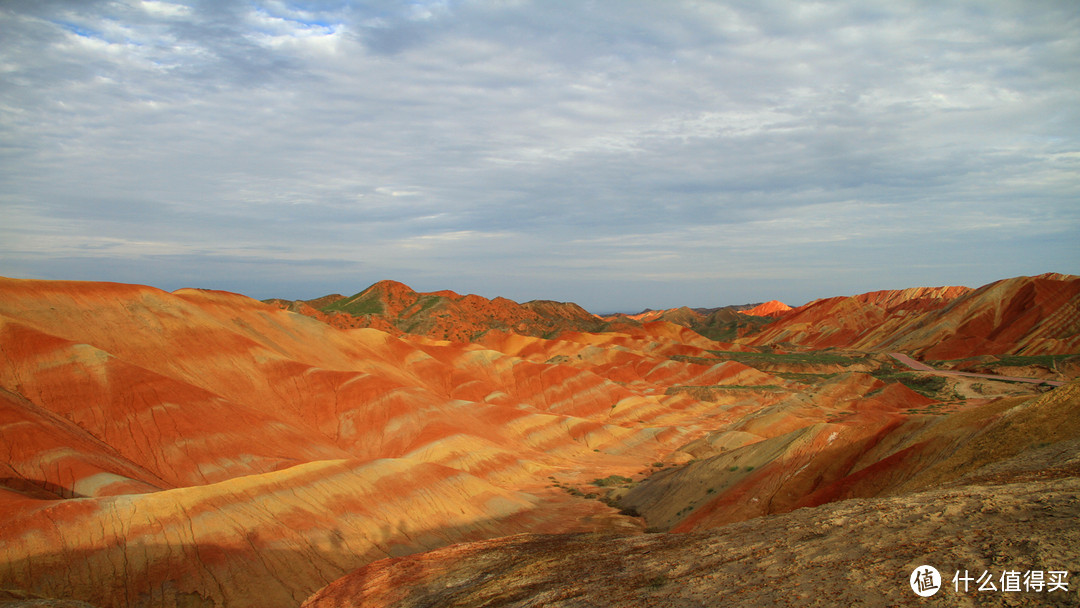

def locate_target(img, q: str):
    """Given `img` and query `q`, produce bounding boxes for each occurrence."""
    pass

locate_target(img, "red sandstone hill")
[267,280,606,341]
[0,276,784,607]
[739,299,792,318]
[740,273,1080,357]
[603,306,772,342]
[273,284,786,346]
[1,275,1077,608]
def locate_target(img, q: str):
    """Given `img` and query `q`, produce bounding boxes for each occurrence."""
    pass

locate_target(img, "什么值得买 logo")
[909,565,1070,597]
[910,565,941,597]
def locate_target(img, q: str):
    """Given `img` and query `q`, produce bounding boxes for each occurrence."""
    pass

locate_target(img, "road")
[888,353,1065,388]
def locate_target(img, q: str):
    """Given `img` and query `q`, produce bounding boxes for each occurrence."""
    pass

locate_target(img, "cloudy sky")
[1,0,1077,311]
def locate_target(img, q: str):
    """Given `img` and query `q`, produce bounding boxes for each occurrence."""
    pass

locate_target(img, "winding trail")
[888,353,1064,387]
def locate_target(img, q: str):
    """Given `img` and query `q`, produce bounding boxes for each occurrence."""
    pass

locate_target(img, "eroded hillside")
[266,280,607,341]
[305,450,1080,607]
[1,274,1077,608]
[740,274,1080,356]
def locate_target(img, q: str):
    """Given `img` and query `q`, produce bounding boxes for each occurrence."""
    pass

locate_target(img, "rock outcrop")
[741,274,1080,356]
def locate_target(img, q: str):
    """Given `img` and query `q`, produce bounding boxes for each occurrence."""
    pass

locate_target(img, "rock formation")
[0,274,1076,608]
[266,280,607,341]
[740,299,793,318]
[741,274,1080,357]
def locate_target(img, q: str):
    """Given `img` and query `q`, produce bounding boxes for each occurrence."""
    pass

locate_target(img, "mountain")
[603,305,773,342]
[267,280,607,341]
[0,277,779,607]
[0,274,1077,608]
[273,284,795,346]
[740,299,792,318]
[739,273,1080,357]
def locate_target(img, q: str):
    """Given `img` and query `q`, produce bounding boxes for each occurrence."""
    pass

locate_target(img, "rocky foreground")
[306,440,1080,608]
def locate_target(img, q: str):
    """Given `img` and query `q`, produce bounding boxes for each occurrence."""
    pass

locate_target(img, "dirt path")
[889,353,1064,387]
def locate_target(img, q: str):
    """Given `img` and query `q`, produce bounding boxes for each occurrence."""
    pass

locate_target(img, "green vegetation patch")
[669,354,721,365]
[408,294,444,315]
[322,292,384,316]
[773,371,841,382]
[665,384,785,397]
[871,370,949,398]
[593,475,633,487]
[699,327,738,342]
[929,354,1078,369]
[708,350,872,367]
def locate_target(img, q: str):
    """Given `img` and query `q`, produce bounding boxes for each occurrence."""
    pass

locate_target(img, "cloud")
[1,0,1078,309]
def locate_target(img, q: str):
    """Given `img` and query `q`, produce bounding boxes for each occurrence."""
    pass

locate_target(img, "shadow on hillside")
[0,477,87,500]
[0,507,555,608]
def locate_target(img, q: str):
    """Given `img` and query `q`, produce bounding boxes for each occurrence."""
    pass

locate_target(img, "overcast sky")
[1,0,1078,311]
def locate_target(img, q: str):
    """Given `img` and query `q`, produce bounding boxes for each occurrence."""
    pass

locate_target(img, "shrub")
[646,575,668,588]
[593,475,633,487]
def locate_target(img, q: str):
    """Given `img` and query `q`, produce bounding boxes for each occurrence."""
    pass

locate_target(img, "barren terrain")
[0,273,1077,607]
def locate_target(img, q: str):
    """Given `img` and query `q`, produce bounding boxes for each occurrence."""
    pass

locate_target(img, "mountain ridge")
[0,273,1077,607]
[740,273,1080,357]
[266,279,608,341]
[265,273,1079,358]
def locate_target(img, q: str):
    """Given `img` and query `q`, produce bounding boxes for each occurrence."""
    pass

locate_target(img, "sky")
[1,0,1078,312]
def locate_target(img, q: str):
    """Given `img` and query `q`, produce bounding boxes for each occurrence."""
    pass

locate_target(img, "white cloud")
[375,187,423,198]
[140,1,191,18]
[397,230,514,251]
[1,0,1077,309]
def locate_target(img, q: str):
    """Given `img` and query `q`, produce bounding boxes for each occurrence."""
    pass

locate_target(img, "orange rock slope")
[268,279,606,341]
[302,470,1080,608]
[622,377,1080,532]
[739,300,792,318]
[1,274,1077,608]
[0,277,787,608]
[741,273,1080,357]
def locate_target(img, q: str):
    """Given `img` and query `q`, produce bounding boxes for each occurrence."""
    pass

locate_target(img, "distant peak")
[362,279,417,295]
[429,289,463,299]
[740,300,792,318]
[1032,272,1078,282]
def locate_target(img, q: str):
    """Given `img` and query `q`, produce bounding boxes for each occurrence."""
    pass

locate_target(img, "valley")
[0,273,1077,607]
